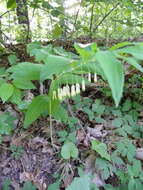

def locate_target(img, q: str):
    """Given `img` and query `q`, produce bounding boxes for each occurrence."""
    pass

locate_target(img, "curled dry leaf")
[87,125,107,138]
[76,129,85,143]
[76,129,89,147]
[24,90,34,102]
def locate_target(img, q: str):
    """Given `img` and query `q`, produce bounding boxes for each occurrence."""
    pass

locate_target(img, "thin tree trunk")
[89,2,95,38]
[59,0,67,39]
[15,0,31,43]
[0,19,3,43]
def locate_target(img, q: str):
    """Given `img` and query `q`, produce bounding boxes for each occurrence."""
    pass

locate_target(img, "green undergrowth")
[1,87,143,190]
[53,93,143,190]
[0,41,143,189]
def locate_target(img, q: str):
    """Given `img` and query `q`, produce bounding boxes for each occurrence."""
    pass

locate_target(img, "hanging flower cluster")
[88,73,97,83]
[52,73,97,100]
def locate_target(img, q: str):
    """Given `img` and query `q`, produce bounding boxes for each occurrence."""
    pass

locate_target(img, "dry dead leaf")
[87,125,107,138]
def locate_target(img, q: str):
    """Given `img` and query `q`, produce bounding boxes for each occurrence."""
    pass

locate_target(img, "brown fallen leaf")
[87,125,107,138]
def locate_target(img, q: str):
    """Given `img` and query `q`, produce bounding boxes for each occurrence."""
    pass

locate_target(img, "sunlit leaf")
[61,142,78,159]
[66,175,91,190]
[7,0,16,9]
[91,140,111,161]
[0,83,14,102]
[24,95,50,128]
[96,51,124,106]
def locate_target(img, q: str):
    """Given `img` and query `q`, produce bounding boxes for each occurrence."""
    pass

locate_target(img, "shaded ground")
[0,135,57,189]
[0,41,143,190]
[0,82,142,189]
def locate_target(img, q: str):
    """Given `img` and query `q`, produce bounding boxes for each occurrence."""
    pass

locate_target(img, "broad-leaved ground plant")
[0,41,143,128]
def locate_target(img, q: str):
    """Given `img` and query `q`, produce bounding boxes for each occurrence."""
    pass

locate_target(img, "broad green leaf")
[52,24,62,38]
[110,42,133,50]
[122,57,143,73]
[132,160,142,177]
[0,79,6,87]
[27,42,41,55]
[96,51,124,106]
[45,54,72,65]
[2,179,11,190]
[61,142,78,159]
[122,99,132,112]
[10,87,22,105]
[74,43,98,61]
[112,118,123,128]
[13,79,36,89]
[0,83,14,102]
[8,62,43,81]
[7,0,16,9]
[48,180,60,190]
[53,46,78,58]
[128,178,135,190]
[52,104,68,123]
[40,56,72,81]
[8,54,18,65]
[0,67,6,75]
[24,95,50,128]
[21,182,36,190]
[0,112,15,135]
[91,140,111,161]
[30,49,49,62]
[117,45,143,60]
[66,175,90,190]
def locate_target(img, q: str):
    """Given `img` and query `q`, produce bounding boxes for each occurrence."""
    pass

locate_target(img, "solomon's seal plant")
[0,41,142,128]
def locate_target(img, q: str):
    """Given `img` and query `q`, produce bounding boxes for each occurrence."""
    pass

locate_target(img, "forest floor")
[0,41,143,190]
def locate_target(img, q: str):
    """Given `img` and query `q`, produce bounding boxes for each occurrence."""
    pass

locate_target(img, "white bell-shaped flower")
[65,85,71,97]
[71,85,76,96]
[58,88,63,100]
[94,73,97,82]
[62,86,67,97]
[88,73,91,82]
[82,79,85,91]
[76,83,80,94]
